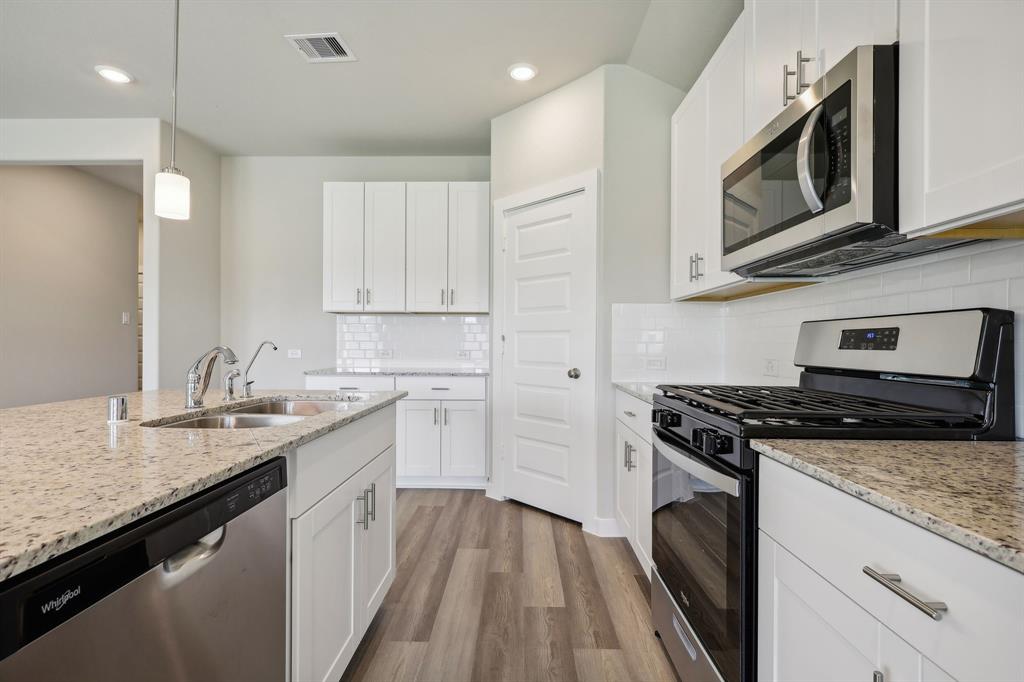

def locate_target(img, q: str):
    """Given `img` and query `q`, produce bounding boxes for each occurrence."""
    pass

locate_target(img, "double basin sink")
[160,396,363,429]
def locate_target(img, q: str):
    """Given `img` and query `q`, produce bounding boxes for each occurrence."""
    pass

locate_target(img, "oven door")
[652,430,755,682]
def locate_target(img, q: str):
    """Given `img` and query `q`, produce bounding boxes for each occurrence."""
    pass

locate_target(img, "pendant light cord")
[169,0,179,169]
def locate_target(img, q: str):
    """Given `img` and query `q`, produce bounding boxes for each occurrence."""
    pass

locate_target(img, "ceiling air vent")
[285,33,356,63]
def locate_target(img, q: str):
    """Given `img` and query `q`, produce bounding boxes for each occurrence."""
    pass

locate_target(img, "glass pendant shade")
[154,168,190,220]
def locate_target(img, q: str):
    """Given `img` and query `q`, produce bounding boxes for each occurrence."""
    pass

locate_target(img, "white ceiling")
[0,0,740,156]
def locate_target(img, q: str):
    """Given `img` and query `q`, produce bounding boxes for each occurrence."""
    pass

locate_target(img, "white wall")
[0,166,139,407]
[0,118,223,391]
[612,242,1024,437]
[219,156,489,389]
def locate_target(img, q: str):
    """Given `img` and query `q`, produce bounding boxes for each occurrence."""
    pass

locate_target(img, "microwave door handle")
[796,104,826,214]
[653,433,740,497]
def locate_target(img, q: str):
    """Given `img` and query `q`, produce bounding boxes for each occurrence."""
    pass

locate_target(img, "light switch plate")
[287,349,302,359]
[121,312,130,325]
[763,358,779,377]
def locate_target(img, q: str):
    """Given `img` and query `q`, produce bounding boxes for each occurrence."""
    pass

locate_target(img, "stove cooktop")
[654,384,989,441]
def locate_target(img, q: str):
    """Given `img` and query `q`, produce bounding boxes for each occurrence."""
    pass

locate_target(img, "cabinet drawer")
[759,455,1024,682]
[395,376,485,400]
[614,390,652,442]
[304,375,396,392]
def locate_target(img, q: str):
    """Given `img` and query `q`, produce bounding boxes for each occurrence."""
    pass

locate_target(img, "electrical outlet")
[644,356,667,370]
[763,358,779,377]
[456,350,470,359]
[287,349,302,359]
[379,349,393,359]
[121,311,130,325]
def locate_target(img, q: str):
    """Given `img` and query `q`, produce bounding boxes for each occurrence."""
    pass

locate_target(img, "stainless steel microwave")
[721,45,971,277]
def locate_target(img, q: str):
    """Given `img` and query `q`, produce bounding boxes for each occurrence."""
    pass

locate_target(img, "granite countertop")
[306,366,490,377]
[612,381,665,404]
[753,439,1024,574]
[0,388,406,583]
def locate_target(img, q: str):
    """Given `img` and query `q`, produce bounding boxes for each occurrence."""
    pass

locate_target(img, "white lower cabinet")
[759,455,1024,682]
[759,531,952,682]
[613,389,653,576]
[287,407,397,682]
[396,390,486,486]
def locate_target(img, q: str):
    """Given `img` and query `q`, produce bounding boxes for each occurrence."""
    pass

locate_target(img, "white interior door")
[323,182,364,312]
[406,182,448,312]
[494,174,597,523]
[364,182,406,311]
[447,181,490,313]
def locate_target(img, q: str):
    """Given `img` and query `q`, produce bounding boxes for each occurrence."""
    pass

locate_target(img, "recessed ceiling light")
[94,65,134,84]
[508,63,537,82]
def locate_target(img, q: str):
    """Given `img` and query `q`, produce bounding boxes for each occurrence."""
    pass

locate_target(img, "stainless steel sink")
[160,413,306,429]
[230,398,362,417]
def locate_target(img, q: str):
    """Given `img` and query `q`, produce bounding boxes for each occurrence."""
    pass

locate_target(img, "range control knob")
[703,432,733,456]
[655,409,682,428]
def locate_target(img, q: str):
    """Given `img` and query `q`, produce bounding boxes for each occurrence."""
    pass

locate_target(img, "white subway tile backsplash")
[335,314,489,369]
[613,244,1024,437]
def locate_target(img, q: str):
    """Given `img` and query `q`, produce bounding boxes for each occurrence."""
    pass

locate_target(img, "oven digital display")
[839,327,899,351]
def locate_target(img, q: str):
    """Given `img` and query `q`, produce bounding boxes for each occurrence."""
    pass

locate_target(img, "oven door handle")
[796,104,826,214]
[653,433,740,498]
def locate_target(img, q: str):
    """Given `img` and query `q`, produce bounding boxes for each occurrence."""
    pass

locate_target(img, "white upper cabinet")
[899,0,1024,235]
[325,181,489,313]
[363,182,406,312]
[704,15,747,291]
[744,0,897,140]
[744,0,808,139]
[406,182,449,312]
[323,182,365,312]
[670,79,709,300]
[671,14,747,300]
[447,182,490,313]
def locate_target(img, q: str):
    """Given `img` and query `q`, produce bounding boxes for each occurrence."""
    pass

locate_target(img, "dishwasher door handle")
[163,526,227,574]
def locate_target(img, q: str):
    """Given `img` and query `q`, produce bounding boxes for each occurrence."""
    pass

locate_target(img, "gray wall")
[220,156,490,389]
[0,166,139,407]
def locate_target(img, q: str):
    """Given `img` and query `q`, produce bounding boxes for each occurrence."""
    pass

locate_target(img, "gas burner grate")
[659,384,983,429]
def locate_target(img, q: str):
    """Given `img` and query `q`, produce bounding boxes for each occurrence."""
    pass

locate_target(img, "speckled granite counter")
[752,439,1024,573]
[0,389,406,583]
[612,381,665,404]
[306,367,489,377]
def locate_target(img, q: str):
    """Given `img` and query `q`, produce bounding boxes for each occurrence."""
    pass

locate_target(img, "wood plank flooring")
[341,489,678,682]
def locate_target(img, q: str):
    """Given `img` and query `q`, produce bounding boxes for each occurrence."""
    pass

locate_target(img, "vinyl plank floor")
[343,489,677,682]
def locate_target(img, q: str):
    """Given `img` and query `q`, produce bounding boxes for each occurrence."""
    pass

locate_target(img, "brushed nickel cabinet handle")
[783,63,797,106]
[441,288,446,306]
[443,407,448,426]
[356,492,369,530]
[796,49,814,93]
[626,443,637,471]
[433,407,438,425]
[356,288,361,305]
[368,482,376,522]
[450,289,455,306]
[863,566,947,620]
[623,410,637,418]
[366,288,371,305]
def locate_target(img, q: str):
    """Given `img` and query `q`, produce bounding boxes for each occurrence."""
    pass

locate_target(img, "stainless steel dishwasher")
[0,457,287,682]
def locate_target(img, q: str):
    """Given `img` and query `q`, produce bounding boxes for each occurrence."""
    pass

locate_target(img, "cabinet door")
[704,14,746,291]
[613,422,636,545]
[396,400,441,477]
[759,531,880,682]
[358,448,396,627]
[323,182,364,312]
[447,182,490,313]
[900,0,1024,235]
[814,0,896,75]
[406,182,448,312]
[745,0,808,139]
[292,474,366,682]
[670,85,709,300]
[633,436,653,577]
[364,182,406,311]
[440,400,486,478]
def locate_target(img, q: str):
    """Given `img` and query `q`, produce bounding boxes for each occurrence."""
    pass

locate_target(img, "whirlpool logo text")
[39,586,81,614]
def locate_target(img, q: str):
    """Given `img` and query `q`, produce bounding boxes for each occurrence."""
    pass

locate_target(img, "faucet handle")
[223,369,241,401]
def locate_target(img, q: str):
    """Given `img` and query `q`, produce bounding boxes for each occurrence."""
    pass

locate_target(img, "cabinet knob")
[567,368,581,379]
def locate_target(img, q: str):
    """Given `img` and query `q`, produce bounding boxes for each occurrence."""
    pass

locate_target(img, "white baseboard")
[583,515,624,538]
[397,475,488,490]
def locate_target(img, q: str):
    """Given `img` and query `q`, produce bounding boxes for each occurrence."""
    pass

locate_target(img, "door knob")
[567,368,581,379]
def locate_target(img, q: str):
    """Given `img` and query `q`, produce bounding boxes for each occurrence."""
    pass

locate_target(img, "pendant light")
[155,0,190,220]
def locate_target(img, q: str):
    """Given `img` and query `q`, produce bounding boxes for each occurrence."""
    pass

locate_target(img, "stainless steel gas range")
[648,308,1015,682]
